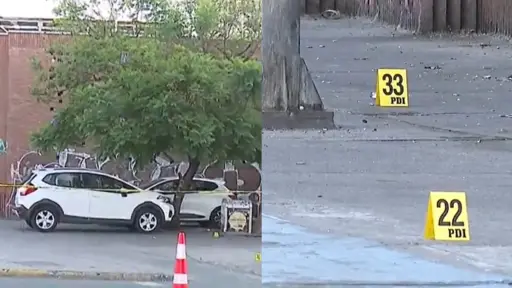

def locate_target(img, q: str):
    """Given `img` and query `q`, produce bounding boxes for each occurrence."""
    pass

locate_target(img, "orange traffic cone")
[173,231,188,288]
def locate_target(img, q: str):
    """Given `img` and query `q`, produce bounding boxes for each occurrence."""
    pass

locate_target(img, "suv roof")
[157,176,225,185]
[34,167,105,173]
[140,177,226,190]
[30,168,140,189]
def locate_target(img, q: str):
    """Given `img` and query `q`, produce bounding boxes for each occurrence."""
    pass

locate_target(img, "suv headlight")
[157,195,172,204]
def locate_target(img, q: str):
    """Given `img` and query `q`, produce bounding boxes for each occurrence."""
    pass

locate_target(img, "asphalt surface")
[263,16,512,284]
[0,220,260,287]
[0,278,167,287]
[0,278,506,288]
[0,277,262,288]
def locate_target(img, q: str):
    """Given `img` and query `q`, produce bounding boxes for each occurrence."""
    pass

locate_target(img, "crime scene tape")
[0,183,260,196]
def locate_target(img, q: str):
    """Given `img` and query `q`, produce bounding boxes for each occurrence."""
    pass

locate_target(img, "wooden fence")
[302,0,512,36]
[477,0,512,35]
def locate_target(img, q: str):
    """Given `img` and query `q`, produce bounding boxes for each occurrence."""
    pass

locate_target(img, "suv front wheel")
[133,207,162,233]
[30,205,59,232]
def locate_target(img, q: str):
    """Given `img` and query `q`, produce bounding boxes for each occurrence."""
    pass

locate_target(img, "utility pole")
[262,0,301,112]
[262,0,334,129]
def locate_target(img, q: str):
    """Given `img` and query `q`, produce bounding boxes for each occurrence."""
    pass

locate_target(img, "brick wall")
[0,33,60,211]
[0,36,8,209]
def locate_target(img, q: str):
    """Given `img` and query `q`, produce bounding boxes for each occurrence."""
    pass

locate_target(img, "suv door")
[182,180,221,217]
[154,179,219,219]
[83,173,140,220]
[42,172,91,218]
[153,180,189,215]
[152,180,179,200]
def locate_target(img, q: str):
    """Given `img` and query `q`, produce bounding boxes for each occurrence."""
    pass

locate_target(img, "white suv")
[141,177,235,228]
[13,168,174,233]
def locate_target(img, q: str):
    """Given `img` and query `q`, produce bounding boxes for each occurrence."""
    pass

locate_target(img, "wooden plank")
[306,0,321,14]
[433,0,447,31]
[419,0,434,32]
[300,0,307,15]
[447,0,461,31]
[321,0,336,12]
[335,0,346,12]
[461,0,477,31]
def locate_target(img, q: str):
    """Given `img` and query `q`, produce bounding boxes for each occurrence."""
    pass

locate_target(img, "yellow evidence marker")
[254,252,261,262]
[424,191,470,241]
[375,68,409,107]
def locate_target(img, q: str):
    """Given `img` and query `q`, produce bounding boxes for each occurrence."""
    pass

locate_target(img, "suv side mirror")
[120,192,127,198]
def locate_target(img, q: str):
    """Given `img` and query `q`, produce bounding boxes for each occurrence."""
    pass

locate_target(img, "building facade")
[0,18,261,216]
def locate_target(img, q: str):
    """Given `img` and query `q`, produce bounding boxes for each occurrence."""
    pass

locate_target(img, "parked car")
[141,177,235,228]
[13,168,174,233]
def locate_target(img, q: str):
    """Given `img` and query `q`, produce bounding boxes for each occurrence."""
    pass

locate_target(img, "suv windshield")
[140,179,164,190]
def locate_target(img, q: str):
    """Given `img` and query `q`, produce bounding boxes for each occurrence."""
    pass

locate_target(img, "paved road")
[0,277,259,288]
[263,16,512,285]
[0,278,507,288]
[0,278,167,288]
[0,220,260,287]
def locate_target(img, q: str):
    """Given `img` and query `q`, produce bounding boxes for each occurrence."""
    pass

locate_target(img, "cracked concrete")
[263,16,512,285]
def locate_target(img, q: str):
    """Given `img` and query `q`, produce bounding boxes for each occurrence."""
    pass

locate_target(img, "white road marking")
[134,282,165,287]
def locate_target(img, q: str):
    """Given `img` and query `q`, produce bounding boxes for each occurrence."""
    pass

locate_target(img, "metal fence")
[302,0,512,36]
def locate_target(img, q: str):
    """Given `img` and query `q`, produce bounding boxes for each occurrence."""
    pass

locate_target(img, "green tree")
[30,0,261,228]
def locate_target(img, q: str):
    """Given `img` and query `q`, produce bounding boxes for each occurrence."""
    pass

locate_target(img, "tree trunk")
[262,0,301,112]
[252,203,262,235]
[169,156,200,229]
[182,155,200,189]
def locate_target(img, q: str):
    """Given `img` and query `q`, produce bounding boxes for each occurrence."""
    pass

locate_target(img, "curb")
[214,232,262,238]
[0,268,173,282]
[263,111,336,130]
